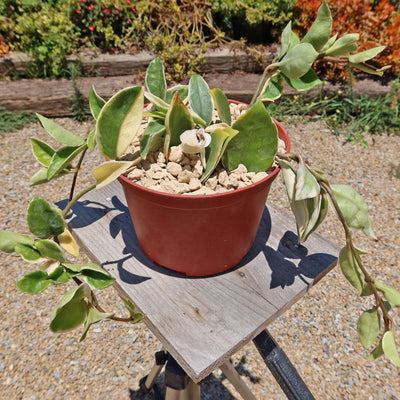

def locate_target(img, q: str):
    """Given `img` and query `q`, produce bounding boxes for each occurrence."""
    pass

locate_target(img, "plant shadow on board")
[62,196,336,288]
[237,209,337,289]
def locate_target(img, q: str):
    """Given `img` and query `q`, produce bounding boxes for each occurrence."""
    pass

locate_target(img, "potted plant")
[1,0,399,366]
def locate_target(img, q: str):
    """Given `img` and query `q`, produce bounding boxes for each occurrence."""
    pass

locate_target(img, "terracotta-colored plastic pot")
[118,102,290,276]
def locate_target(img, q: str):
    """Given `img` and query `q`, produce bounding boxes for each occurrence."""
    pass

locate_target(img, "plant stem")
[276,151,394,331]
[319,181,393,330]
[90,292,135,322]
[62,182,97,218]
[69,146,88,202]
[249,64,280,107]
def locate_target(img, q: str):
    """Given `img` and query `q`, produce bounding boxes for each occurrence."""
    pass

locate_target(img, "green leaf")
[339,246,364,294]
[357,309,380,349]
[294,158,320,200]
[279,159,296,201]
[84,273,115,290]
[80,305,114,341]
[331,184,376,239]
[278,43,319,80]
[89,85,105,119]
[63,263,82,273]
[278,21,292,60]
[0,231,34,253]
[30,168,49,186]
[366,339,384,361]
[145,91,170,113]
[210,88,231,125]
[146,57,167,100]
[140,121,166,159]
[288,31,300,51]
[27,196,64,239]
[130,312,144,324]
[81,263,115,290]
[47,265,70,283]
[348,46,386,64]
[375,281,400,307]
[36,114,85,146]
[14,243,42,262]
[283,69,322,91]
[382,331,400,367]
[261,74,285,101]
[47,144,86,180]
[81,263,109,274]
[303,192,329,241]
[30,138,55,166]
[16,270,50,294]
[300,194,322,242]
[223,101,278,173]
[325,33,359,56]
[50,299,89,332]
[92,161,135,189]
[280,159,324,242]
[165,85,188,104]
[302,0,332,52]
[50,284,91,321]
[349,63,391,77]
[96,86,144,159]
[119,296,143,323]
[119,296,137,315]
[320,33,338,52]
[201,127,238,183]
[143,110,166,121]
[30,167,71,186]
[35,239,65,262]
[87,129,96,151]
[361,283,374,297]
[164,92,194,155]
[188,75,214,126]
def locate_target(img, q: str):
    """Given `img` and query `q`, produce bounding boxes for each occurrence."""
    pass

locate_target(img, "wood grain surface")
[67,181,339,382]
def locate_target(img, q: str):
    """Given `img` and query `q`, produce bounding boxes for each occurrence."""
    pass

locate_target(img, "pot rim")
[118,101,290,201]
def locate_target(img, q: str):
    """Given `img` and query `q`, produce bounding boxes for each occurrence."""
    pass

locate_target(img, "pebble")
[166,162,182,176]
[168,146,184,163]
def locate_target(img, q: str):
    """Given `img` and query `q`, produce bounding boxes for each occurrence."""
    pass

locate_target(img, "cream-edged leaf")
[57,228,79,258]
[382,331,400,367]
[92,161,135,189]
[96,87,144,159]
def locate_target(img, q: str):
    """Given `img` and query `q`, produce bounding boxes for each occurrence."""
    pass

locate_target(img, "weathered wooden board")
[67,181,339,382]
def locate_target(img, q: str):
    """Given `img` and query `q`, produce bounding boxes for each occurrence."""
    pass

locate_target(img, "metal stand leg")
[220,361,257,400]
[253,330,316,400]
[140,331,314,400]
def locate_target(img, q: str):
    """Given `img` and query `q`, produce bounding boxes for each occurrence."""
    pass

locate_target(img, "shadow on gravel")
[128,370,241,399]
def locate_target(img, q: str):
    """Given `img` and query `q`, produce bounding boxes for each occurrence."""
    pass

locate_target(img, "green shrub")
[210,0,297,42]
[268,79,400,146]
[130,0,227,80]
[68,0,138,51]
[0,107,36,135]
[0,1,79,77]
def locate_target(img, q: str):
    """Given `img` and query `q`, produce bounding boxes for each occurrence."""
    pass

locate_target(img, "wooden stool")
[67,181,339,399]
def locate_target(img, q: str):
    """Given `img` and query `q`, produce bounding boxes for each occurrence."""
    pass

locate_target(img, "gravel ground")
[1,115,399,399]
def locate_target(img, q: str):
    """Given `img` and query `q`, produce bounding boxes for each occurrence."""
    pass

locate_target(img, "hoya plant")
[1,1,399,365]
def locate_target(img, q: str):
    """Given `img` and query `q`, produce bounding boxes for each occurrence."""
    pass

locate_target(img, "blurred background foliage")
[0,0,399,79]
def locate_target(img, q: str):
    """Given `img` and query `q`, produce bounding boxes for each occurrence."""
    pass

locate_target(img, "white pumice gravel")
[1,116,399,399]
[121,103,287,195]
